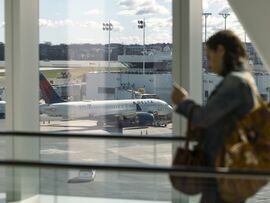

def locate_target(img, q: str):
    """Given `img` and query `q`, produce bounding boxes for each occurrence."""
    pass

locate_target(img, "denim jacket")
[176,68,258,166]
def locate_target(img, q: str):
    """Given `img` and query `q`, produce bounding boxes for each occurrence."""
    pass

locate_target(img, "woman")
[172,30,259,202]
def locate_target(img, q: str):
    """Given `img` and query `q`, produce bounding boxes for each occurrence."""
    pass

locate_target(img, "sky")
[0,0,249,45]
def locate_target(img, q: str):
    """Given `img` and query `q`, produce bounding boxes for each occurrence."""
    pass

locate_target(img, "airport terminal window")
[38,1,173,201]
[199,2,270,201]
[39,1,173,200]
[203,0,266,100]
[39,0,173,135]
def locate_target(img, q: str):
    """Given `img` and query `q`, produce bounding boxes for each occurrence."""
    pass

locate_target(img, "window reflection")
[39,0,173,135]
[39,1,173,201]
[203,0,266,102]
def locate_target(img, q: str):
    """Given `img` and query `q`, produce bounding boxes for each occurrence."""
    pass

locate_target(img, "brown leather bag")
[170,107,206,195]
[216,97,270,203]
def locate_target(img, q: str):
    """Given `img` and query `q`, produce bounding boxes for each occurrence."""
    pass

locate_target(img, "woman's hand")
[171,84,189,105]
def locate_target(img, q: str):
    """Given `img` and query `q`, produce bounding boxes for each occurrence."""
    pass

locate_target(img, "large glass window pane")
[39,0,173,135]
[202,1,269,200]
[0,0,5,130]
[39,1,173,201]
[0,0,6,200]
[40,139,174,201]
[203,0,265,102]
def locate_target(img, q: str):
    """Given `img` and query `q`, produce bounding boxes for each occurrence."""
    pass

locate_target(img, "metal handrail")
[0,159,269,180]
[0,131,187,141]
[0,131,269,180]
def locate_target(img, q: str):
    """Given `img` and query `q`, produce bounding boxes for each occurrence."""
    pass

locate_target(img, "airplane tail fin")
[39,73,65,104]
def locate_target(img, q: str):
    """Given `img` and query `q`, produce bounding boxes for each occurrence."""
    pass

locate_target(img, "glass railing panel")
[40,137,173,166]
[38,169,270,203]
[40,169,174,202]
[0,163,268,202]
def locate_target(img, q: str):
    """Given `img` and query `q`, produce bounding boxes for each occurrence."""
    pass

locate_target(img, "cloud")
[147,32,172,43]
[114,36,141,44]
[202,1,245,41]
[219,7,232,14]
[113,31,172,44]
[132,17,172,32]
[39,19,124,32]
[146,17,172,30]
[127,17,171,44]
[39,19,74,28]
[79,21,100,29]
[203,14,240,36]
[118,0,169,16]
[203,0,226,11]
[83,9,101,16]
[110,20,124,32]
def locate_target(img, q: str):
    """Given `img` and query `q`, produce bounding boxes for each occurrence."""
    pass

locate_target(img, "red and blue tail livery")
[39,73,65,104]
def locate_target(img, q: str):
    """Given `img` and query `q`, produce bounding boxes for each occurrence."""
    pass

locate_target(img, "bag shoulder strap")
[185,105,199,149]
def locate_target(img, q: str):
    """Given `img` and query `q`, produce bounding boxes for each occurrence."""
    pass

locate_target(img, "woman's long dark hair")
[206,30,248,76]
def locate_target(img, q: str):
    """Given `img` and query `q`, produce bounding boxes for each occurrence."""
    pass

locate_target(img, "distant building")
[86,72,172,103]
[118,47,172,73]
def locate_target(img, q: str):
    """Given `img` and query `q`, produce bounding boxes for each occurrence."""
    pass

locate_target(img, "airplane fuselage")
[40,99,173,121]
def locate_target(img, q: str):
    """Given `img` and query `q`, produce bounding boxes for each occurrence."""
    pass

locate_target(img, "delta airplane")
[40,73,173,127]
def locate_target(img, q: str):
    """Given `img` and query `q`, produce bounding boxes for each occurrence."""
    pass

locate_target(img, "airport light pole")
[203,13,212,42]
[103,21,113,73]
[138,19,146,75]
[219,12,230,30]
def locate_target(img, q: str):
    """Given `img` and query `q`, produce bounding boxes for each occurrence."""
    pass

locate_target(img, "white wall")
[86,72,172,103]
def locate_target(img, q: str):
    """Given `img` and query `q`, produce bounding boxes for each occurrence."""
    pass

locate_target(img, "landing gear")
[153,120,167,127]
[152,112,167,127]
